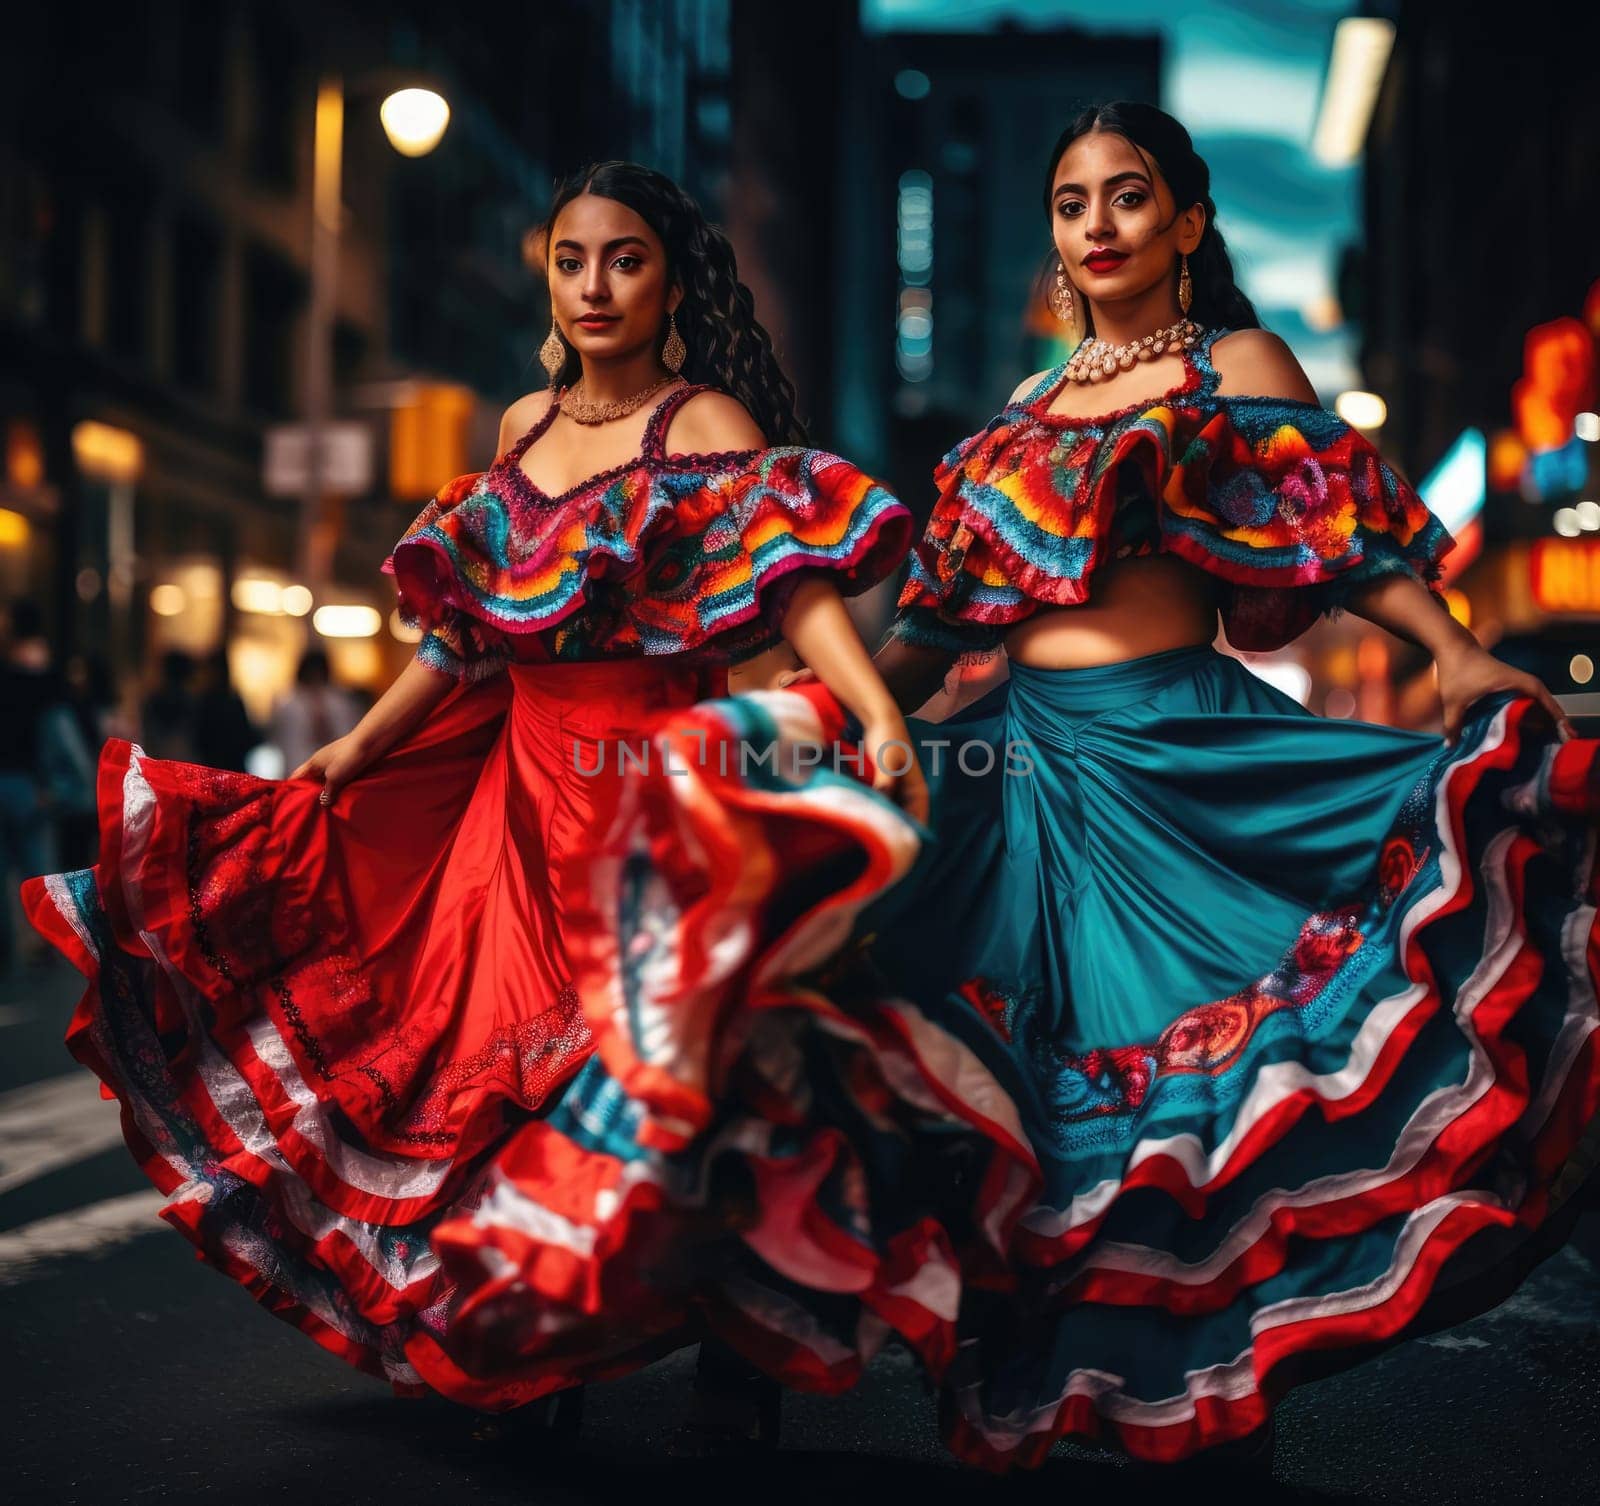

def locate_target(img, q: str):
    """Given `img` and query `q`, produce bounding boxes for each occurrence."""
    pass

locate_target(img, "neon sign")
[1530,537,1600,615]
[1418,428,1484,579]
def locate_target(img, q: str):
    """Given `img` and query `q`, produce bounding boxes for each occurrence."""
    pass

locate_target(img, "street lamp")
[301,76,450,603]
[379,89,451,157]
[70,420,143,680]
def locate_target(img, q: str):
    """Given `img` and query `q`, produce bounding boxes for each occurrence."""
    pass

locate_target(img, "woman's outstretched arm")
[295,394,550,805]
[779,576,929,823]
[290,654,456,805]
[1343,573,1573,746]
[777,626,958,716]
[1209,332,1572,745]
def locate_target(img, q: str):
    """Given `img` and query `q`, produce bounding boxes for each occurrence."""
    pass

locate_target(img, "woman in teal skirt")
[840,100,1599,1466]
[416,103,1599,1469]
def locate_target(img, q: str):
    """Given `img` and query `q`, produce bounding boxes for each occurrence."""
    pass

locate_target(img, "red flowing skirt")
[22,657,729,1402]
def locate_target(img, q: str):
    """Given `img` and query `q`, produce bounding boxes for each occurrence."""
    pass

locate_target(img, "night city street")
[3,954,1598,1503]
[6,2,1600,1502]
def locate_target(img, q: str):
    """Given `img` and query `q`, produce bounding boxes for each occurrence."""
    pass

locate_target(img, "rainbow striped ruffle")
[387,447,911,676]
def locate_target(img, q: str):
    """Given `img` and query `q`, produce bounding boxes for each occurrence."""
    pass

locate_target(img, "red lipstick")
[1082,249,1128,274]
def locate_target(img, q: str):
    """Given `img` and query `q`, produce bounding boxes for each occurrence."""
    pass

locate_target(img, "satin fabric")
[843,644,1599,1460]
[871,643,1448,1054]
[244,655,725,1162]
[21,656,728,1399]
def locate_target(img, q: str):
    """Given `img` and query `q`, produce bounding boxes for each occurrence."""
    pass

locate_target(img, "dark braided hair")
[1041,102,1260,335]
[533,161,806,445]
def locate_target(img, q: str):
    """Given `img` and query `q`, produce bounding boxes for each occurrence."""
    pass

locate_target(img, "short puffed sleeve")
[888,411,1089,655]
[386,473,512,682]
[655,447,913,650]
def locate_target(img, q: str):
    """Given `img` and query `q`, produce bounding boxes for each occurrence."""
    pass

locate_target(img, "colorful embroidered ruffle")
[18,674,928,1408]
[894,331,1453,654]
[387,435,912,677]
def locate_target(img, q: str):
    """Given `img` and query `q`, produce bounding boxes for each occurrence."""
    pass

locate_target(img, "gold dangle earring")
[662,310,687,374]
[1049,260,1075,324]
[539,323,566,385]
[1178,254,1193,316]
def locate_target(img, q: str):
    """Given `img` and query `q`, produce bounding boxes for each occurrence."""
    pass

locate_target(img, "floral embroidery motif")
[957,906,1371,1135]
[1377,835,1425,907]
[958,976,1020,1042]
[894,327,1453,656]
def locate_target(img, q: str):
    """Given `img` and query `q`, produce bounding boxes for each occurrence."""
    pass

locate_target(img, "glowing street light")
[380,89,451,157]
[1312,18,1397,166]
[71,419,143,676]
[70,421,143,483]
[1335,390,1388,431]
[150,584,186,617]
[232,576,285,615]
[313,604,383,638]
[302,76,450,602]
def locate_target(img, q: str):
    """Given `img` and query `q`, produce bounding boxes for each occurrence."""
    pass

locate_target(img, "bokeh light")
[379,89,450,157]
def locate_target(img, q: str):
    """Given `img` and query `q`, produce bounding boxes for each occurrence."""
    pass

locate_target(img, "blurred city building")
[806,12,1160,651]
[1348,2,1600,732]
[828,20,1161,503]
[0,0,737,718]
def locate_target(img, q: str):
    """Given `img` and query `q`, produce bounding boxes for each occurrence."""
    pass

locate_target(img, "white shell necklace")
[1063,318,1202,385]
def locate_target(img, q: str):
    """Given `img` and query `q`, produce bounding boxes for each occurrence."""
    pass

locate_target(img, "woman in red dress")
[20,160,926,1432]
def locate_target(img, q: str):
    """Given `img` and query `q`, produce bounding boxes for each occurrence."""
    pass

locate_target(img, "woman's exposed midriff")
[1003,554,1221,669]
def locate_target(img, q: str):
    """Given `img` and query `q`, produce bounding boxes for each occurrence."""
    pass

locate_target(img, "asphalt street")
[3,953,1597,1506]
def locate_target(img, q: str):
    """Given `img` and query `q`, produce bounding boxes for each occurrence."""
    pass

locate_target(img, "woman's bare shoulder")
[662,389,767,456]
[1209,330,1320,404]
[496,391,555,455]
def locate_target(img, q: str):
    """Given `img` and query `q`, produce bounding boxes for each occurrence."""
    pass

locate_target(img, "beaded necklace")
[1063,319,1202,385]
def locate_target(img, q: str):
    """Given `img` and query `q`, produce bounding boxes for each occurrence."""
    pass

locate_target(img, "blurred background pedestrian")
[193,650,261,773]
[0,599,55,971]
[37,652,119,869]
[138,651,197,764]
[269,649,362,780]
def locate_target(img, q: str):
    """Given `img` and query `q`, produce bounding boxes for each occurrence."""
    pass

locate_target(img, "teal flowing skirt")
[844,645,1600,1461]
[349,645,1598,1466]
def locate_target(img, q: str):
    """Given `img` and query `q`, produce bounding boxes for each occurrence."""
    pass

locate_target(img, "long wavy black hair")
[531,161,806,445]
[1041,102,1260,336]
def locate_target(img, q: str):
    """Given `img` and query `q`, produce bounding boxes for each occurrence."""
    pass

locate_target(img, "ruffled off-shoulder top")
[386,384,912,679]
[892,327,1454,655]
